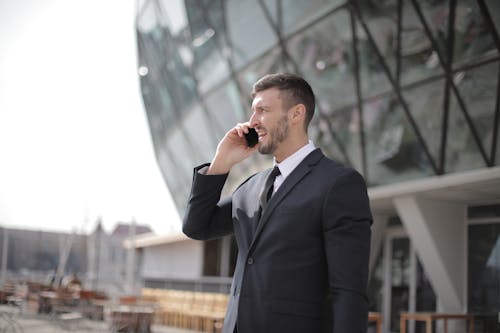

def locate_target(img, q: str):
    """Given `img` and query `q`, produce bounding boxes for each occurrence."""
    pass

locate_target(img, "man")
[183,73,372,333]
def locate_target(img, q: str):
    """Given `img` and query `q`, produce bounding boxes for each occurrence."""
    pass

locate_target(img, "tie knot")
[270,166,281,179]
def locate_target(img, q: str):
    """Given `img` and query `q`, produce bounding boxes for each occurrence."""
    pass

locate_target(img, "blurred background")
[1,0,500,332]
[0,0,181,236]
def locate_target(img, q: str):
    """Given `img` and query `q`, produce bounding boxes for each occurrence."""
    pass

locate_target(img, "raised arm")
[183,123,258,240]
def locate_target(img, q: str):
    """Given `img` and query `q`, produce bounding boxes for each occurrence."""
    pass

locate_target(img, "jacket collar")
[249,148,324,250]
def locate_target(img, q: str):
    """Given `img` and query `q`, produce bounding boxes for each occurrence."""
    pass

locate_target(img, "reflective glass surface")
[368,245,384,312]
[287,8,357,109]
[469,223,500,313]
[183,105,220,162]
[469,204,500,219]
[390,237,410,332]
[281,0,346,35]
[238,47,291,96]
[484,0,500,38]
[319,105,363,172]
[446,93,488,173]
[225,0,278,70]
[355,2,396,94]
[364,95,434,185]
[186,0,231,94]
[401,79,444,168]
[453,61,499,165]
[204,82,245,132]
[136,0,500,213]
[452,0,498,66]
[398,0,446,86]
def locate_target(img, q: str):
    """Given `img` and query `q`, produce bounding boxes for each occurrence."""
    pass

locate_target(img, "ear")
[289,104,306,125]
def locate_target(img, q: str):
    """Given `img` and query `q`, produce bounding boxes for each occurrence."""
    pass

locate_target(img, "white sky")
[0,0,181,235]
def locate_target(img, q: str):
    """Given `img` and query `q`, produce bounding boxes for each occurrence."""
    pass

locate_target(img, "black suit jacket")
[183,148,372,333]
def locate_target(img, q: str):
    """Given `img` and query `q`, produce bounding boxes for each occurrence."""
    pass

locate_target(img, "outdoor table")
[110,304,154,333]
[400,312,474,333]
[38,291,58,313]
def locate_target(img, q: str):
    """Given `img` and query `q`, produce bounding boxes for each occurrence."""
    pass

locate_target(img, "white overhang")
[123,232,191,249]
[368,166,500,214]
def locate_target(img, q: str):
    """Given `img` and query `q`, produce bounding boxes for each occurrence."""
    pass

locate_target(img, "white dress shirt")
[272,140,316,194]
[198,141,317,195]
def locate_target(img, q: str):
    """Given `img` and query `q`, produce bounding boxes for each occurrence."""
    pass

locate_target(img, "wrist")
[207,157,232,175]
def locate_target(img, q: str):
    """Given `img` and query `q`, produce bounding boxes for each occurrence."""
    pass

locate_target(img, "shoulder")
[315,155,366,186]
[232,171,262,193]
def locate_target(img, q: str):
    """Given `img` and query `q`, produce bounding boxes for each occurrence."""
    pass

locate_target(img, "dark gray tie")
[259,166,281,211]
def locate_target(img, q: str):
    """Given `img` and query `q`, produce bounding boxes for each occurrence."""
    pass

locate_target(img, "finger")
[235,123,247,137]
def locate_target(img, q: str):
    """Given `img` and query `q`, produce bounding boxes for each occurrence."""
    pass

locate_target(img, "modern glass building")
[135,0,500,332]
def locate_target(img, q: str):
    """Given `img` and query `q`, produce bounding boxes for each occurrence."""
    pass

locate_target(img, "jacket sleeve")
[322,169,372,333]
[182,164,234,240]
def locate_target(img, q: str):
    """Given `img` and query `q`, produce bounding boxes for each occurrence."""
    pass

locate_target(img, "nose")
[249,111,259,128]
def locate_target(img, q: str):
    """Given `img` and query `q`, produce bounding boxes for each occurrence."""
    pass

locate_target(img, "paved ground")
[0,305,198,333]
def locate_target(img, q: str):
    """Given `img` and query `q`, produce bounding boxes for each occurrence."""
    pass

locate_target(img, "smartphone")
[244,128,259,147]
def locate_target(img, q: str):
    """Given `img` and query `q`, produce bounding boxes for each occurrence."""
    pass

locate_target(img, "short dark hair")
[251,73,315,128]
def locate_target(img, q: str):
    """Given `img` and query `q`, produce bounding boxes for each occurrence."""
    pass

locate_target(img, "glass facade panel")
[313,115,350,167]
[390,238,410,332]
[401,79,444,168]
[399,0,445,86]
[446,93,488,173]
[287,9,358,110]
[238,47,289,96]
[183,105,219,162]
[205,82,245,132]
[416,259,436,312]
[186,0,231,94]
[469,204,500,219]
[415,259,436,333]
[355,1,397,92]
[454,61,499,160]
[167,127,201,179]
[356,21,393,99]
[364,96,434,186]
[497,127,500,166]
[225,0,278,70]
[485,0,500,38]
[281,0,346,35]
[452,0,498,66]
[136,0,500,213]
[319,105,363,171]
[157,148,190,211]
[368,245,384,312]
[137,2,198,132]
[469,223,500,313]
[411,0,451,56]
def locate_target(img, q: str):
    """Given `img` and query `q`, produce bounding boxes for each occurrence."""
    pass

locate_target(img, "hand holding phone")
[244,128,259,147]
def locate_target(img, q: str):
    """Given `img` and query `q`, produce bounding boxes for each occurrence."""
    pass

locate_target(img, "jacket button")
[247,257,254,265]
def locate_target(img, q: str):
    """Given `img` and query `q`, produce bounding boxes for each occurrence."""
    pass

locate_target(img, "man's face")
[250,88,290,155]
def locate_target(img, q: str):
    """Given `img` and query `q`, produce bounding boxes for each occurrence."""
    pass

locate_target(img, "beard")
[258,113,289,155]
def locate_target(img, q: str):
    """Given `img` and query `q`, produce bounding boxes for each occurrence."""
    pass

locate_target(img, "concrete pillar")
[126,219,137,294]
[394,195,467,332]
[394,195,466,311]
[220,236,231,277]
[1,228,8,286]
[369,214,390,277]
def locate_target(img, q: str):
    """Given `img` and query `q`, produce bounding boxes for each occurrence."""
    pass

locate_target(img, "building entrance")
[382,227,436,333]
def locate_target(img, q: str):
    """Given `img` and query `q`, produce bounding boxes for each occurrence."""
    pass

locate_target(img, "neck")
[273,133,309,163]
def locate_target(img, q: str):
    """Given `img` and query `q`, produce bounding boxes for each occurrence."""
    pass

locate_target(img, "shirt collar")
[275,141,316,180]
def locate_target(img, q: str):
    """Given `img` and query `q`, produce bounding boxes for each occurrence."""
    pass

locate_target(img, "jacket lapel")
[249,148,324,250]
